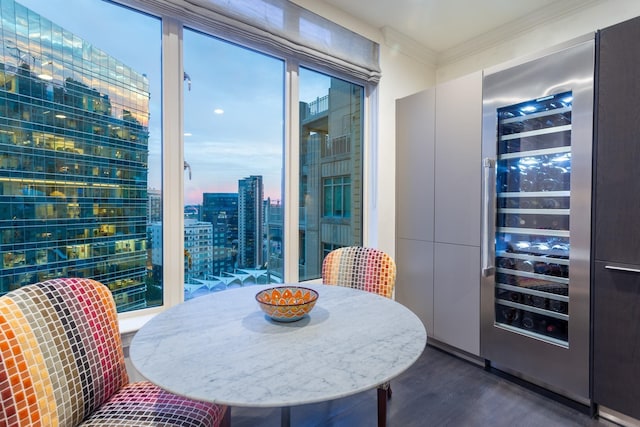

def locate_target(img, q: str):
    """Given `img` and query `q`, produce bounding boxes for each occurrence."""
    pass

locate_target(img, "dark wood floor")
[229,345,617,427]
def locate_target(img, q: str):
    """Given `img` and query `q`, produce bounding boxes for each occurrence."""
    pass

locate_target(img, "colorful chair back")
[321,246,397,298]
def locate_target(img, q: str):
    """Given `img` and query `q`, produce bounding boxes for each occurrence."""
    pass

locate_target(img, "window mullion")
[162,17,185,307]
[284,60,300,283]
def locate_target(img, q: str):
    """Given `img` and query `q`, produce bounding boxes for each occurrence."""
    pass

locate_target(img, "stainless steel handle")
[605,265,640,274]
[482,157,496,277]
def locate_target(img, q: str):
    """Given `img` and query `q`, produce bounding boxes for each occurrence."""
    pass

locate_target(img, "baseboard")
[427,339,596,418]
[599,406,640,427]
[426,339,484,367]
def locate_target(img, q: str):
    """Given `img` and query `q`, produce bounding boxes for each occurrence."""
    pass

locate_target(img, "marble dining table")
[129,283,427,426]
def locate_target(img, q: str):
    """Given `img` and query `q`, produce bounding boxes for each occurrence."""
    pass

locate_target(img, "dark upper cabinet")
[594,15,640,265]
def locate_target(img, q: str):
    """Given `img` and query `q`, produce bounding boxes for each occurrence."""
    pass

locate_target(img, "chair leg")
[377,387,387,427]
[220,406,231,427]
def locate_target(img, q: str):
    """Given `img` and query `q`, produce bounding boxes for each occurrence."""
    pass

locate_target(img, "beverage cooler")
[480,38,594,401]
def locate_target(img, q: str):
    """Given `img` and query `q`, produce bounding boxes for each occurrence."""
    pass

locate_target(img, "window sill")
[119,311,159,335]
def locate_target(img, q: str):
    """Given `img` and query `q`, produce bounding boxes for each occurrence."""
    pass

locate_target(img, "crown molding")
[381,26,438,66]
[437,0,605,66]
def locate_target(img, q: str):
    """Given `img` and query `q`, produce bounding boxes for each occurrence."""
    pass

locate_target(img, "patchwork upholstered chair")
[321,246,397,427]
[0,277,228,427]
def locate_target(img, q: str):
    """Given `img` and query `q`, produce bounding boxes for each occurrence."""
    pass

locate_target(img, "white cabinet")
[434,243,480,354]
[396,89,435,242]
[395,238,434,337]
[434,73,482,247]
[396,71,482,356]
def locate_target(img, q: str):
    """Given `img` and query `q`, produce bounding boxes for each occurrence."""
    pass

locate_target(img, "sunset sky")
[17,0,330,205]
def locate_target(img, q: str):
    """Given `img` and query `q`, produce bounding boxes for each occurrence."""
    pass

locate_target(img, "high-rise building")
[238,176,263,269]
[202,193,238,274]
[148,188,162,223]
[212,218,233,276]
[0,1,151,311]
[202,192,238,243]
[299,78,363,280]
[264,197,283,281]
[150,219,214,284]
[184,219,213,281]
[184,204,201,220]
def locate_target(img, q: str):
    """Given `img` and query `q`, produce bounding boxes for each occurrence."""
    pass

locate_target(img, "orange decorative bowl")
[255,286,319,322]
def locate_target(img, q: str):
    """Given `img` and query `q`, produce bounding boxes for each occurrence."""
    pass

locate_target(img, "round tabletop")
[129,284,427,408]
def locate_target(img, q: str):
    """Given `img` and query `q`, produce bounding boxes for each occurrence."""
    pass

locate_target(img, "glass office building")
[0,1,151,312]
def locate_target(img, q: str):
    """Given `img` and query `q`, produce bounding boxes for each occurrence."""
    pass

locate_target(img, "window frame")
[112,0,376,325]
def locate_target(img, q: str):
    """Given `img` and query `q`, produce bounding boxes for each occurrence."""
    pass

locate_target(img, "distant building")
[202,193,238,274]
[238,176,263,269]
[0,1,150,311]
[150,219,214,283]
[298,78,363,280]
[148,188,162,222]
[212,218,233,275]
[264,198,283,281]
[202,193,238,243]
[184,219,213,281]
[184,204,201,220]
[149,221,163,274]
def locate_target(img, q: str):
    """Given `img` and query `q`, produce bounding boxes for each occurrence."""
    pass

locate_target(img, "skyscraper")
[0,1,151,311]
[202,193,238,274]
[211,218,233,276]
[202,192,238,243]
[238,176,263,269]
[150,219,214,288]
[183,218,213,281]
[264,197,283,281]
[148,188,162,223]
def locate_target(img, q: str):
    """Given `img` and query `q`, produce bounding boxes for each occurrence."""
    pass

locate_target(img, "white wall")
[292,0,435,257]
[437,0,640,83]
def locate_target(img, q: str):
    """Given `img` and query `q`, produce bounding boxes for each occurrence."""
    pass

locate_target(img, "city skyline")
[1,0,363,307]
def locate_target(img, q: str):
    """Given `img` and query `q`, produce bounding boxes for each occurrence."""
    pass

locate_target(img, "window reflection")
[0,0,162,312]
[299,68,363,281]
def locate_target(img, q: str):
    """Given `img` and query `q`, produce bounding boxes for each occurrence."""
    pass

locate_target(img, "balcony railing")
[301,95,329,121]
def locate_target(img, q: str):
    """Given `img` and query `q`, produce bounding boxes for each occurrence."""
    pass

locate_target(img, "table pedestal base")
[281,406,291,427]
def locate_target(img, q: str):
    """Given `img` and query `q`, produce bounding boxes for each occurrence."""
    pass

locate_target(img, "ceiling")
[320,0,601,63]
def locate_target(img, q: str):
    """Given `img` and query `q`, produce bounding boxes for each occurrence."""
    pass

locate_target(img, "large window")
[0,0,163,312]
[299,68,363,281]
[182,29,284,299]
[0,0,371,315]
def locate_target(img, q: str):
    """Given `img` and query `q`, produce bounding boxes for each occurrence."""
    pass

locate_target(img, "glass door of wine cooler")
[494,91,572,346]
[480,38,594,401]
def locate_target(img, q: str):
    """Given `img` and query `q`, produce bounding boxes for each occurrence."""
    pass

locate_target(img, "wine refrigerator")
[480,37,594,402]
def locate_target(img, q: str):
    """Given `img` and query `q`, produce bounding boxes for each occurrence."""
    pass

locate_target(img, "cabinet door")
[396,89,435,242]
[434,71,482,246]
[395,238,434,337]
[434,242,480,355]
[593,261,640,419]
[594,16,640,264]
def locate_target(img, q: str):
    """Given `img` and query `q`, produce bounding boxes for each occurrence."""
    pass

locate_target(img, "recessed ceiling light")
[184,132,192,137]
[214,108,224,115]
